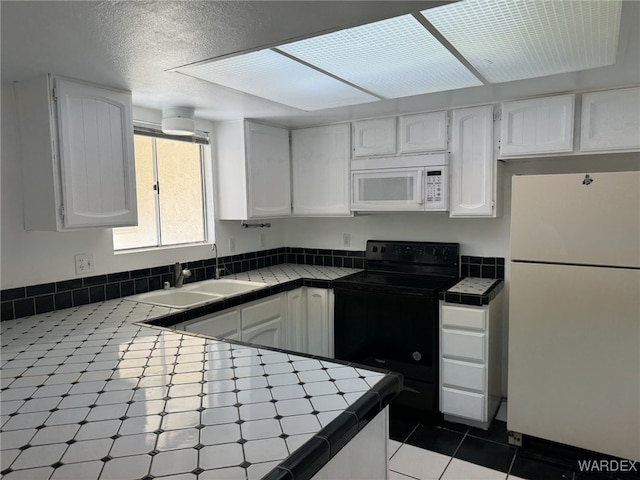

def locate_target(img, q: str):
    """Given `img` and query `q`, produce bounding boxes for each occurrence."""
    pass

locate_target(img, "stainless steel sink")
[126,279,269,309]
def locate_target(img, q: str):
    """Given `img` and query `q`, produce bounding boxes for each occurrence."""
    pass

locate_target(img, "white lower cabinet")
[439,291,503,429]
[183,309,241,341]
[175,289,334,356]
[286,287,334,357]
[178,295,284,349]
[241,296,285,349]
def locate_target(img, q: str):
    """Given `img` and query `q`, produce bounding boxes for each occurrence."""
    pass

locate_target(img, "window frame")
[112,124,215,252]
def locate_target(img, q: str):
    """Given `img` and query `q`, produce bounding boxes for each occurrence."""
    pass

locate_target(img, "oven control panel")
[366,240,459,266]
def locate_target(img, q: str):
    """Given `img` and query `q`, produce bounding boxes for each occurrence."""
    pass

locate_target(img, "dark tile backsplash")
[460,256,505,280]
[1,247,505,321]
[1,247,288,321]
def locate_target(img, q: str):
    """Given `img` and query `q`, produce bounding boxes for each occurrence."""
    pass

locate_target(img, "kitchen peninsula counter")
[0,264,399,480]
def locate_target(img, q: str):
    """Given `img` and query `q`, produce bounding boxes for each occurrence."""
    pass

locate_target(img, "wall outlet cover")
[343,233,351,248]
[75,253,94,275]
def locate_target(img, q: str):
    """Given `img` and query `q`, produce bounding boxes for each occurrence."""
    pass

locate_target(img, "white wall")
[0,82,286,289]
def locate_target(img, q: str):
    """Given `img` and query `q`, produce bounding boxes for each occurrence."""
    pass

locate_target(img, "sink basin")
[190,279,269,296]
[126,279,269,309]
[129,290,223,309]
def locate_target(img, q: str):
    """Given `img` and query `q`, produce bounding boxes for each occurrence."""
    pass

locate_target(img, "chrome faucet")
[174,262,191,288]
[212,243,222,279]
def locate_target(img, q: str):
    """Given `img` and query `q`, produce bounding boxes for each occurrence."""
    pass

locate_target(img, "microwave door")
[352,168,424,211]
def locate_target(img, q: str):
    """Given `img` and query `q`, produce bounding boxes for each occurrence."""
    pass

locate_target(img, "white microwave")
[351,154,448,212]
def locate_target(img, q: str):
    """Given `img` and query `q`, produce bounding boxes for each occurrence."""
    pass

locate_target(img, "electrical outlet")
[75,253,94,274]
[343,233,351,248]
[229,237,236,253]
[260,233,266,249]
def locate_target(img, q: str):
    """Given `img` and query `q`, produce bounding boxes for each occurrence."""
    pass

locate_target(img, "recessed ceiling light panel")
[175,49,378,111]
[422,0,622,83]
[278,14,482,98]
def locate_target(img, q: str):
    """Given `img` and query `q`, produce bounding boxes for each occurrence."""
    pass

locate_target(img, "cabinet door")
[286,288,307,353]
[184,309,240,341]
[292,124,351,216]
[352,118,396,157]
[399,111,447,153]
[450,106,494,217]
[245,121,291,218]
[241,295,285,349]
[306,288,331,357]
[500,94,574,156]
[55,77,137,228]
[580,87,640,152]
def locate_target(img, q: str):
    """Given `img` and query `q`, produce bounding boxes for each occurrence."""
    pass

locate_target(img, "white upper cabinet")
[450,105,495,217]
[15,74,137,231]
[352,117,396,157]
[291,123,351,216]
[500,94,575,157]
[399,111,448,153]
[215,120,291,220]
[580,87,640,152]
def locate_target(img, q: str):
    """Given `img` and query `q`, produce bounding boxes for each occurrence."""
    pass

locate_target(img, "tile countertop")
[0,265,401,480]
[440,277,505,306]
[142,264,361,328]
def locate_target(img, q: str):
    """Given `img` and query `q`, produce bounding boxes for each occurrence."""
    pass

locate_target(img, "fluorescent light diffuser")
[176,49,378,111]
[422,0,622,83]
[278,14,482,98]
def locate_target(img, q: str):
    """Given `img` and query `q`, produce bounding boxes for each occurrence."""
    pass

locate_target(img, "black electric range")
[333,240,460,420]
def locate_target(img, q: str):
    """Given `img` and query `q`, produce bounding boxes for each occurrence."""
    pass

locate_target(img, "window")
[113,131,209,250]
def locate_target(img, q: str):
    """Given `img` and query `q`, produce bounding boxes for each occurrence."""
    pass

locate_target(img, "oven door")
[351,168,424,211]
[333,286,439,414]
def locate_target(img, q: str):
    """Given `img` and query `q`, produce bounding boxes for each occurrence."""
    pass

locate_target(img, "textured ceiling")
[1,1,639,128]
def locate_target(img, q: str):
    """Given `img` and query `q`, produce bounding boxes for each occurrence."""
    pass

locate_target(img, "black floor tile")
[520,435,596,470]
[439,418,470,434]
[405,424,465,456]
[389,410,419,443]
[510,453,576,480]
[467,419,510,445]
[455,434,516,473]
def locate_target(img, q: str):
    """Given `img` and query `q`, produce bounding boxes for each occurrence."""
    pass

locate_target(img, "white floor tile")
[441,459,508,480]
[389,443,451,480]
[199,466,247,480]
[388,439,402,459]
[389,470,420,480]
[2,466,54,479]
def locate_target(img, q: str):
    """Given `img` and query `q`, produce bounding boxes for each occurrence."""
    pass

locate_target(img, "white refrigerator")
[507,171,640,461]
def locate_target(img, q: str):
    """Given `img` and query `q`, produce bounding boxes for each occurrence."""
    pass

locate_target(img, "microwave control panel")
[424,166,448,211]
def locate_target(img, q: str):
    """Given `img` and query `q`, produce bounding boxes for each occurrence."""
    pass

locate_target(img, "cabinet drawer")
[442,330,486,362]
[441,387,486,421]
[442,358,486,392]
[441,304,486,330]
